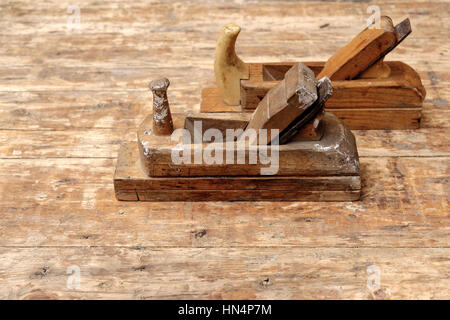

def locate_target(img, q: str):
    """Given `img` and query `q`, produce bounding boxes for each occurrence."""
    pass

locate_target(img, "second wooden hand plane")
[201,17,426,129]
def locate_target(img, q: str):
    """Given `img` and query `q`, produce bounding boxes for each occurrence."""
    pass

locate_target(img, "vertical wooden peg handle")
[149,78,174,136]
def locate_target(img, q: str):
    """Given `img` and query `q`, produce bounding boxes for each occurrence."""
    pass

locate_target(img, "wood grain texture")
[1,156,448,248]
[1,247,449,300]
[0,0,449,300]
[115,141,361,201]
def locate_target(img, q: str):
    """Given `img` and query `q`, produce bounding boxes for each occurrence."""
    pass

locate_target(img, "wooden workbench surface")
[0,0,448,299]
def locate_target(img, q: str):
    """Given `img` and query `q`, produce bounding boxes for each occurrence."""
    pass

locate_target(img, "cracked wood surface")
[0,0,448,299]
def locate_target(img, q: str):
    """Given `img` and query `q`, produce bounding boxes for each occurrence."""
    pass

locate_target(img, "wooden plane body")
[201,61,426,130]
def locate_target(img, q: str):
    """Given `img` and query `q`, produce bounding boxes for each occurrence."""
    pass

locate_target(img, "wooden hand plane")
[201,17,426,129]
[114,63,361,201]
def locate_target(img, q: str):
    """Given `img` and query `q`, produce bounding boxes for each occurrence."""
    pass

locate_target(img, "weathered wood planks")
[1,156,448,248]
[0,0,448,300]
[2,247,449,300]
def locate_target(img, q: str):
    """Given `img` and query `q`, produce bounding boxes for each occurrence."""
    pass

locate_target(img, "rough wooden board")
[0,0,449,299]
[0,157,448,248]
[1,247,449,300]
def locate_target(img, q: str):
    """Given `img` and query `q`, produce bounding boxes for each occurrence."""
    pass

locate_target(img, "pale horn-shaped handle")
[214,24,249,105]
